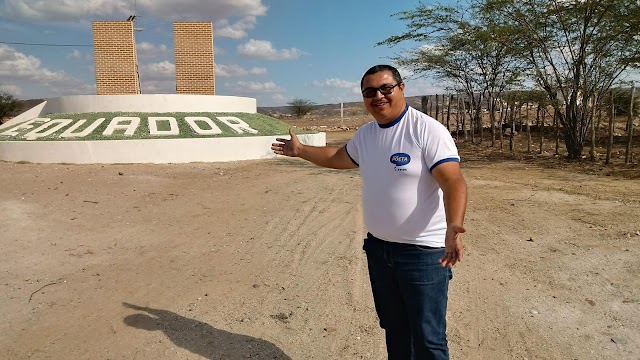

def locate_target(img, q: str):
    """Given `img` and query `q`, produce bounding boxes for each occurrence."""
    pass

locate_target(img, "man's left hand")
[439,224,466,268]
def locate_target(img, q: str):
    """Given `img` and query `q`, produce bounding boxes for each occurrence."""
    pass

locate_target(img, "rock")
[611,336,627,345]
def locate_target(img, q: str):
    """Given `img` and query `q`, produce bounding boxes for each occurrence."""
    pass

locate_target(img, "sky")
[0,0,449,107]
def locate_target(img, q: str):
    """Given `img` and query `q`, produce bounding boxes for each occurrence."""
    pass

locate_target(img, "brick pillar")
[173,22,215,95]
[92,21,140,95]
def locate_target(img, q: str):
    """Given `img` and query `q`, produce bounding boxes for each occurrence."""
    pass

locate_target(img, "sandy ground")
[1,130,640,360]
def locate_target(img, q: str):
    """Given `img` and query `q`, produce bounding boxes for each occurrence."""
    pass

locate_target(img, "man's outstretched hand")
[439,224,466,268]
[271,128,301,157]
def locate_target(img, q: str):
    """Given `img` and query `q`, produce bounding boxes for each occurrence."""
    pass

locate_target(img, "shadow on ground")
[123,303,291,360]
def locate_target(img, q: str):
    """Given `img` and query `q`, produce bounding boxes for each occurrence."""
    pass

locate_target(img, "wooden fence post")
[526,102,531,153]
[553,107,560,155]
[590,95,597,162]
[446,93,452,134]
[489,94,495,147]
[435,94,440,123]
[461,95,468,141]
[537,104,543,154]
[606,89,615,164]
[421,96,429,115]
[456,94,460,141]
[429,95,434,117]
[626,85,635,164]
[500,99,506,151]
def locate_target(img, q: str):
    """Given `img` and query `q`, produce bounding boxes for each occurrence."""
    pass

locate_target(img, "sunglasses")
[361,83,401,98]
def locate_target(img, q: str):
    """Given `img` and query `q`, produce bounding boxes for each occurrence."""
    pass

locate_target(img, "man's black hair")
[360,64,403,89]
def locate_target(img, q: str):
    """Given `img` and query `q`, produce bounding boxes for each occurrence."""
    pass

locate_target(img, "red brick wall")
[173,22,215,95]
[92,21,140,95]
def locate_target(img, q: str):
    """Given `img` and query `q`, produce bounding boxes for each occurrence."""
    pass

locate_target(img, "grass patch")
[0,112,312,141]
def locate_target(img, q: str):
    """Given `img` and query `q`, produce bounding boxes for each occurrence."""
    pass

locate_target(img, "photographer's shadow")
[123,302,291,359]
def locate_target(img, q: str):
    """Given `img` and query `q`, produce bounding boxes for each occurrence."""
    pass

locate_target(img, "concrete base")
[0,94,326,164]
[0,133,325,164]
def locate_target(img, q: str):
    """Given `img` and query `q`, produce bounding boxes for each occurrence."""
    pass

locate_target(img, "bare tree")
[287,98,316,118]
[482,0,640,159]
[377,2,523,145]
[0,90,20,122]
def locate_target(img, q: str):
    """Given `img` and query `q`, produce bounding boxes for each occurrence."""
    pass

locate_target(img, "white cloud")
[139,60,175,81]
[223,80,283,97]
[1,0,267,22]
[237,40,301,61]
[140,80,175,94]
[270,93,288,104]
[0,45,59,80]
[215,64,266,77]
[1,0,132,21]
[138,61,175,93]
[236,80,281,92]
[223,82,287,107]
[137,42,168,58]
[66,49,93,62]
[395,66,447,95]
[138,0,267,21]
[0,45,94,98]
[216,16,257,39]
[0,84,23,97]
[312,78,359,89]
[67,49,83,60]
[249,67,267,76]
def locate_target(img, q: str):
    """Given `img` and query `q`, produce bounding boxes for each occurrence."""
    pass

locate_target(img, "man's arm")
[431,161,468,268]
[271,128,358,169]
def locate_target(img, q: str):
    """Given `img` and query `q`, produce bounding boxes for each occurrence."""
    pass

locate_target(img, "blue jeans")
[363,233,452,360]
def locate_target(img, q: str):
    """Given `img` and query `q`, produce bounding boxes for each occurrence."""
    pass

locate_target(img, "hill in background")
[7,96,425,124]
[258,96,423,118]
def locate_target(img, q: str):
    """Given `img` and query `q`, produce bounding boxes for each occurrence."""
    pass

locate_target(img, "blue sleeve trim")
[345,144,359,166]
[429,157,459,172]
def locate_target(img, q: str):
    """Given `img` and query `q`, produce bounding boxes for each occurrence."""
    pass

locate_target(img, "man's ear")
[399,82,406,92]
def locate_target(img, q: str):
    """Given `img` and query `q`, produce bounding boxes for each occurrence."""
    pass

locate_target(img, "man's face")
[361,70,406,124]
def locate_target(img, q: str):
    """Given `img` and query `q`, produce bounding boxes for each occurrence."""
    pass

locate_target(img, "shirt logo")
[390,153,411,166]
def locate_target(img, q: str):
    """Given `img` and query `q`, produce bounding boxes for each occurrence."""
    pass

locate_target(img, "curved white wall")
[42,94,257,114]
[0,133,326,164]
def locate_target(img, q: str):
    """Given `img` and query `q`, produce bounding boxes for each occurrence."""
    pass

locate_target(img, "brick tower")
[92,21,141,95]
[173,22,215,95]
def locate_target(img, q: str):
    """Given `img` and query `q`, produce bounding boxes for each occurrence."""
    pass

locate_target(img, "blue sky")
[0,0,449,106]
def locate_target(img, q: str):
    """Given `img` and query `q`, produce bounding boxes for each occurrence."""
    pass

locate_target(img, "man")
[271,64,467,360]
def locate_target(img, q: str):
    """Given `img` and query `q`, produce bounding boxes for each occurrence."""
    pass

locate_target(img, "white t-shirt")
[345,105,460,247]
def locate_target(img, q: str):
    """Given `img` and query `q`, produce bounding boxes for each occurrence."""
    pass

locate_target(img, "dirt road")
[1,132,639,359]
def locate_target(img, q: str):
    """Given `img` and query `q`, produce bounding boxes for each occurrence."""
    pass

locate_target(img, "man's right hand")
[272,128,301,157]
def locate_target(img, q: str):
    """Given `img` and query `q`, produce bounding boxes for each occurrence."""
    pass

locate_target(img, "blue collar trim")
[377,105,409,128]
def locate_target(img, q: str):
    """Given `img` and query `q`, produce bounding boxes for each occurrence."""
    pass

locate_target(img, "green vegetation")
[288,98,316,118]
[0,91,20,122]
[0,112,311,141]
[379,0,640,159]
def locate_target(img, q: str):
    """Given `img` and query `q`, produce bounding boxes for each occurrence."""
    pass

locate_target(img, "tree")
[287,98,316,118]
[378,3,525,144]
[0,90,20,123]
[482,0,640,159]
